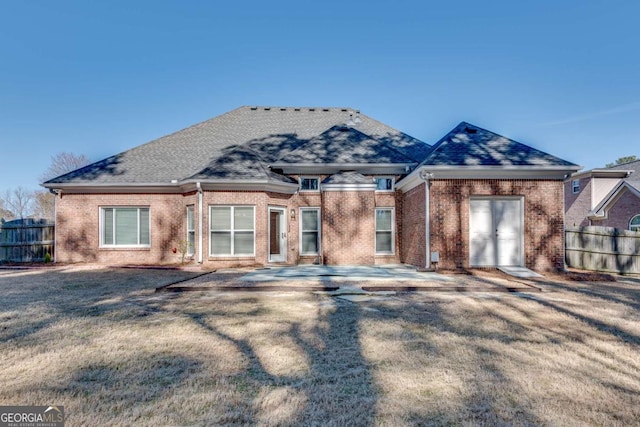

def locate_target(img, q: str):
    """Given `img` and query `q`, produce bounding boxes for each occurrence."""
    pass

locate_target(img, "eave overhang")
[568,168,630,180]
[42,179,299,195]
[269,162,415,175]
[396,165,581,192]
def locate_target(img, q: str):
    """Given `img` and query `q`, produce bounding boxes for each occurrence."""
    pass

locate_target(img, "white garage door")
[470,198,523,267]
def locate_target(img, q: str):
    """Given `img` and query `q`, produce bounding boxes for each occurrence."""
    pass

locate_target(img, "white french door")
[469,198,523,267]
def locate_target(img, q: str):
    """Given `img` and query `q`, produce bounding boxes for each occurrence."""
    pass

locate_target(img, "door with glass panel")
[268,207,287,263]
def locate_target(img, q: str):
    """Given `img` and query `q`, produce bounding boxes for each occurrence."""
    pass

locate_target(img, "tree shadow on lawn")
[533,276,640,312]
[184,298,378,426]
[36,353,203,425]
[0,268,201,345]
[3,267,639,425]
[360,296,546,426]
[0,266,378,426]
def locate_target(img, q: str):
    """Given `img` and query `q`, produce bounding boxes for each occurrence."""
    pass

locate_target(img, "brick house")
[44,106,579,271]
[565,160,640,231]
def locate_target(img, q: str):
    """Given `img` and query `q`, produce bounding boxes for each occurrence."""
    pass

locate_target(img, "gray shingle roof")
[322,171,374,185]
[607,160,640,182]
[276,126,415,165]
[421,122,578,167]
[44,106,430,186]
[606,160,640,193]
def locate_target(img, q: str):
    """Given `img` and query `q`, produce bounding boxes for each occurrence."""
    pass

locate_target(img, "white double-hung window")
[101,207,150,247]
[375,208,394,254]
[186,205,195,255]
[300,208,320,255]
[210,206,255,256]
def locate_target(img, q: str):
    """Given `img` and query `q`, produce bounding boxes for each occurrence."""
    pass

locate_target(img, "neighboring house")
[565,160,640,231]
[44,106,579,271]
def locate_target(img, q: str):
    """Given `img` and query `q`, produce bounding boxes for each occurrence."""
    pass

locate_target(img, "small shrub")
[44,253,52,263]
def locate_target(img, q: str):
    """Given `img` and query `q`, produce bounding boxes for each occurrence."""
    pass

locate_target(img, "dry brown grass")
[0,266,639,426]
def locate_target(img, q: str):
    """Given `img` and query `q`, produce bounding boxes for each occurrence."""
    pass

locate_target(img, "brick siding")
[54,183,403,267]
[54,178,564,271]
[321,191,375,265]
[591,189,640,230]
[429,179,565,271]
[564,177,592,227]
[401,183,426,268]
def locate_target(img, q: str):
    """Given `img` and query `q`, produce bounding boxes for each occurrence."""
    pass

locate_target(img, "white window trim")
[375,176,395,192]
[99,206,151,248]
[630,214,640,232]
[299,176,320,192]
[186,205,195,256]
[572,179,580,194]
[299,207,321,255]
[209,205,256,257]
[375,207,395,255]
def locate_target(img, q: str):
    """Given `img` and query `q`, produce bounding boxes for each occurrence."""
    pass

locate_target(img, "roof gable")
[421,122,578,167]
[591,180,640,219]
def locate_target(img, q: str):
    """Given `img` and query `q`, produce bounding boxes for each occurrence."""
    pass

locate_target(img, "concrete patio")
[159,264,542,294]
[240,264,458,282]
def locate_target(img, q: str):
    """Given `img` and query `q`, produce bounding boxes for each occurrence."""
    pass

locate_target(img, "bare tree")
[3,187,34,219]
[32,152,90,220]
[0,196,15,221]
[39,152,90,183]
[32,190,55,220]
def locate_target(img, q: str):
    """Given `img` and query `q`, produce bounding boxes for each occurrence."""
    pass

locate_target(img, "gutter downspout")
[49,188,60,263]
[197,182,203,264]
[420,171,434,269]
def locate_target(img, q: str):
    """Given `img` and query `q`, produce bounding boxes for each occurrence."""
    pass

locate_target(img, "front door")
[268,207,287,263]
[469,198,523,267]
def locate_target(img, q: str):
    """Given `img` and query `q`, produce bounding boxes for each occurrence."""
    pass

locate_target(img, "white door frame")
[469,197,524,267]
[268,207,287,263]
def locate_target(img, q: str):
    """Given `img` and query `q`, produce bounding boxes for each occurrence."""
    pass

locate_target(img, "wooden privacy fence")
[565,226,640,274]
[0,218,54,262]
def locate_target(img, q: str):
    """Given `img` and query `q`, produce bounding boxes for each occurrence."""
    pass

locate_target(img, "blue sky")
[1,0,639,192]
